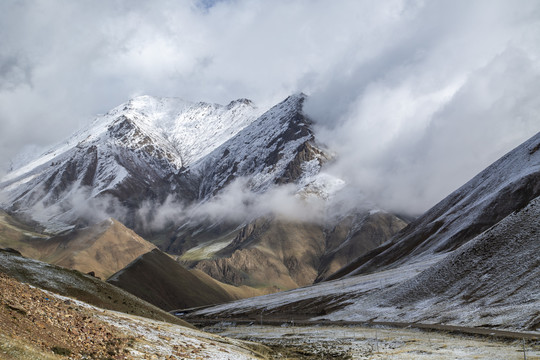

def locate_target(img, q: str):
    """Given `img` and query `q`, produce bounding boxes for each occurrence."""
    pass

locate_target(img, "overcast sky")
[1,0,539,214]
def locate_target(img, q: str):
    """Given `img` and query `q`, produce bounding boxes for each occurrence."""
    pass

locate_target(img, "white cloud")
[304,1,540,213]
[1,0,539,214]
[136,178,325,231]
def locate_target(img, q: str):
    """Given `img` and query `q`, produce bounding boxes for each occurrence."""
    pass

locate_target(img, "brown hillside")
[107,249,243,311]
[0,216,156,279]
[0,248,190,327]
[195,218,326,291]
[42,218,156,279]
[194,214,406,291]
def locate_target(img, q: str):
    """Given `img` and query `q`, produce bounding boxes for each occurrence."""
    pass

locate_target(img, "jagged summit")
[0,94,327,231]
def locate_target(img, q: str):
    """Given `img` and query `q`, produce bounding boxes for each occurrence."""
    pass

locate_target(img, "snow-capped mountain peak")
[0,94,331,231]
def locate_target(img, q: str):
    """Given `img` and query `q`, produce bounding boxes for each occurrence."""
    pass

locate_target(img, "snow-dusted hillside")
[330,130,540,278]
[188,196,540,332]
[192,94,328,197]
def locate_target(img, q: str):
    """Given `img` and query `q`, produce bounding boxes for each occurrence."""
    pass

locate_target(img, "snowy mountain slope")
[0,92,408,296]
[0,93,335,232]
[354,194,540,330]
[329,130,540,279]
[191,93,329,198]
[0,96,261,230]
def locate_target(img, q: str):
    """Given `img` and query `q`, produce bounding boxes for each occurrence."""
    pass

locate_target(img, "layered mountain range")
[0,94,407,293]
[0,90,538,350]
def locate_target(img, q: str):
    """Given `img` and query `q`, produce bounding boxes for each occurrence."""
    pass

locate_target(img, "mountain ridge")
[326,130,540,280]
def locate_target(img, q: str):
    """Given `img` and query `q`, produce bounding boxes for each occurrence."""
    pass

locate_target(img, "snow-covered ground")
[42,287,266,359]
[97,311,264,360]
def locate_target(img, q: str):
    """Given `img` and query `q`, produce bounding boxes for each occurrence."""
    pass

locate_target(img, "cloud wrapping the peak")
[1,0,539,214]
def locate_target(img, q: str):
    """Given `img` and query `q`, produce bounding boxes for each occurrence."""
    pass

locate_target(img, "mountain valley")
[0,93,538,359]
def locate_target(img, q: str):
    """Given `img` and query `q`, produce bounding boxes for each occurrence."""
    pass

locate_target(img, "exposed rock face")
[193,213,406,291]
[192,94,326,198]
[316,211,408,282]
[195,219,326,291]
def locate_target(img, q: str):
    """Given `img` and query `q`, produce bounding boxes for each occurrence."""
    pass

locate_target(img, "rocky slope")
[315,210,407,282]
[191,212,406,291]
[0,271,270,359]
[0,248,189,326]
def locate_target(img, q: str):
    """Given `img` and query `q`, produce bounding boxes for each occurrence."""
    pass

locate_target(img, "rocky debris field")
[0,272,133,359]
[0,272,268,359]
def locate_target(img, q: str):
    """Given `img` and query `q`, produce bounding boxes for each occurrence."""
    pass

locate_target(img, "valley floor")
[207,324,540,359]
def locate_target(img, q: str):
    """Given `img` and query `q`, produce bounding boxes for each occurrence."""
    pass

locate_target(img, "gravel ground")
[209,324,540,359]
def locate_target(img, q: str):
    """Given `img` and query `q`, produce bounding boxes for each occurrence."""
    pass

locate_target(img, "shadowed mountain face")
[316,211,407,282]
[107,248,263,311]
[328,131,540,280]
